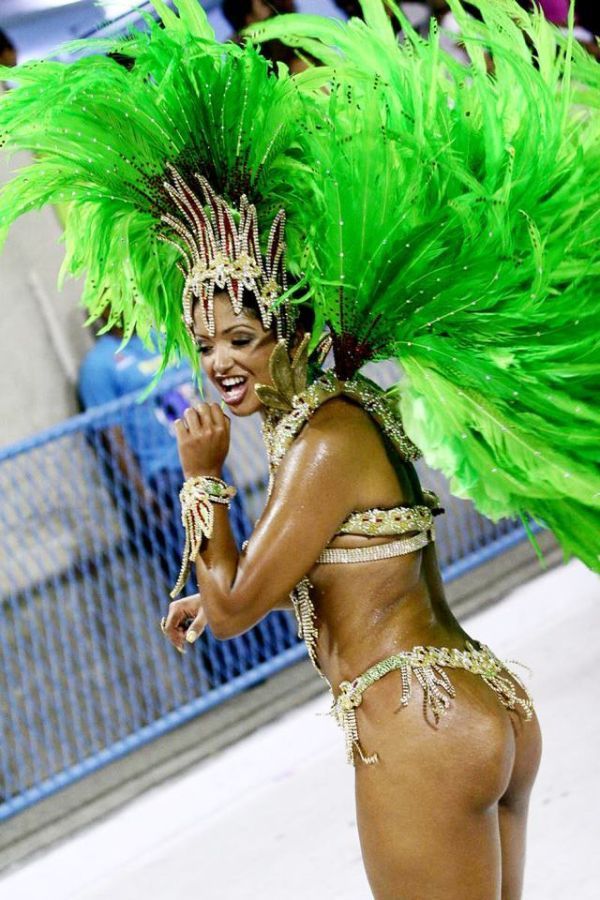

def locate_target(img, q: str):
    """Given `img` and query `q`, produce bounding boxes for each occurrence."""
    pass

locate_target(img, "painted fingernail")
[160,617,167,634]
[176,645,186,655]
[185,629,199,644]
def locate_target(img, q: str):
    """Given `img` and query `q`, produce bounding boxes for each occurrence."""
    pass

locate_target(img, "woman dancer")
[1,2,598,896]
[164,286,542,898]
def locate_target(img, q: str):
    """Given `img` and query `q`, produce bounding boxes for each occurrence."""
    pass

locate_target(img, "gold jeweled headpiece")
[159,165,289,339]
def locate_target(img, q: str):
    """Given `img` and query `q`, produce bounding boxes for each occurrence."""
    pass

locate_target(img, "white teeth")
[221,376,246,388]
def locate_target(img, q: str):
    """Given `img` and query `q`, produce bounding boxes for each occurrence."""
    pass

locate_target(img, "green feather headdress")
[0,0,320,367]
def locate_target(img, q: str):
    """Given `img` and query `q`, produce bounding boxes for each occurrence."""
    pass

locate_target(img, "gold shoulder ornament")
[256,339,421,480]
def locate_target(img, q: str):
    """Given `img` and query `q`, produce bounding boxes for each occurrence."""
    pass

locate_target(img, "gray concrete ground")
[1,559,598,899]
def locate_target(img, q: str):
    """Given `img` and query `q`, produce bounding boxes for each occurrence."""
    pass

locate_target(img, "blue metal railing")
[0,368,530,821]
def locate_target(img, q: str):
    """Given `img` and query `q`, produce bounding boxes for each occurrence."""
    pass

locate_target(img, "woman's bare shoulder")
[313,394,382,430]
[296,395,384,460]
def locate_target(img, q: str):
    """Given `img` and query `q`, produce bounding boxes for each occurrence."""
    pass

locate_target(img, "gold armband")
[170,476,237,598]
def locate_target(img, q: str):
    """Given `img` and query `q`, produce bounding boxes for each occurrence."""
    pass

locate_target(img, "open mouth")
[217,375,248,406]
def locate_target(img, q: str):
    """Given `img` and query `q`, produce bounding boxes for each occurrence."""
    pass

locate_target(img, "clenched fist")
[174,402,231,478]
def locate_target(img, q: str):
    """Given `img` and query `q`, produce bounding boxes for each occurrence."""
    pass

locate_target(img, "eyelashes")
[197,337,253,355]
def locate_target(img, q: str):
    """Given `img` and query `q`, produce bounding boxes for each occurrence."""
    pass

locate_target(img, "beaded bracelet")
[170,475,237,598]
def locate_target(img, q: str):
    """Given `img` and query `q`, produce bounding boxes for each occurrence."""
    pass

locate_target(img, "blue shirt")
[78,334,196,480]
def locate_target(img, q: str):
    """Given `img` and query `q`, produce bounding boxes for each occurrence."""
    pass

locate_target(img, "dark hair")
[0,29,15,55]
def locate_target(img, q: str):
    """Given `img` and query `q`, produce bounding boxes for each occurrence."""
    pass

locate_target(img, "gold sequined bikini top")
[322,492,440,563]
[256,349,442,563]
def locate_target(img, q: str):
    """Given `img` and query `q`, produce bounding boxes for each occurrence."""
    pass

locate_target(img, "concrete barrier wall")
[0,152,93,447]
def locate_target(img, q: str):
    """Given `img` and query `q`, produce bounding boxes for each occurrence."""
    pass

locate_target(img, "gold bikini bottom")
[331,642,534,766]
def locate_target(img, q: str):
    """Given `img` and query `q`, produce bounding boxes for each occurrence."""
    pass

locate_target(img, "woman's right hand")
[162,593,207,654]
[174,402,231,479]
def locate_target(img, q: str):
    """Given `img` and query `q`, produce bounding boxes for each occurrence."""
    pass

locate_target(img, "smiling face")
[193,292,279,417]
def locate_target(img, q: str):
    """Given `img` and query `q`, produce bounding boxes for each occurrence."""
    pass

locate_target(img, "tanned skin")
[164,292,541,899]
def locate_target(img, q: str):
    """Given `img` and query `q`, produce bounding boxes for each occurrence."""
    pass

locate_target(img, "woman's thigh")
[353,669,519,900]
[498,710,542,899]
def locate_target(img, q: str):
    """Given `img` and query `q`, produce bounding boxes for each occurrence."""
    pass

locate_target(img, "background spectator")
[515,0,598,57]
[576,0,599,36]
[79,315,252,588]
[78,315,255,681]
[222,0,296,31]
[222,0,309,73]
[332,0,405,33]
[0,28,16,90]
[331,0,363,16]
[0,28,16,68]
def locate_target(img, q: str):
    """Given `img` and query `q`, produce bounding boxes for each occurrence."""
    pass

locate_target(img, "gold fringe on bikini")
[332,642,534,766]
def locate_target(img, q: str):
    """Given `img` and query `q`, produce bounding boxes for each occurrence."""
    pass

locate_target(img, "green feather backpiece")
[1,0,599,572]
[248,0,600,572]
[0,0,320,369]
